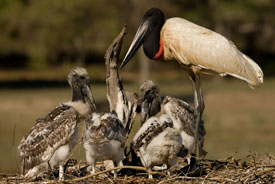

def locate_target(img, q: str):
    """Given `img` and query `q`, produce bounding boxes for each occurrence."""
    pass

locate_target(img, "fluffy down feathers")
[18,104,79,174]
[163,96,206,155]
[83,112,126,167]
[132,95,207,171]
[132,114,182,169]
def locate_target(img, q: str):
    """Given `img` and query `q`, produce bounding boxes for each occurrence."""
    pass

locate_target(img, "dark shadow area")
[0,52,29,69]
[0,79,134,91]
[0,79,105,89]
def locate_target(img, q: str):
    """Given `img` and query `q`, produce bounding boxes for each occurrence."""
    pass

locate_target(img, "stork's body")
[83,112,126,178]
[161,18,263,86]
[105,25,139,138]
[120,8,263,155]
[82,27,136,178]
[132,80,206,178]
[18,67,96,180]
[132,114,182,178]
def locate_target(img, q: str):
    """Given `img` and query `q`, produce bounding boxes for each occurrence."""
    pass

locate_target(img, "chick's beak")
[82,83,96,111]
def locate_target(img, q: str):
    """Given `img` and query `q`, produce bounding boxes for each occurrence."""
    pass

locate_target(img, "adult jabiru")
[120,8,263,156]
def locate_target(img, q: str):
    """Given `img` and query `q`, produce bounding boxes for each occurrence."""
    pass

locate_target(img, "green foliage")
[0,0,122,68]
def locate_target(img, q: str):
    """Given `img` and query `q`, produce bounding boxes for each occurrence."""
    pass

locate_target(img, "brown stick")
[41,165,158,183]
[105,25,127,112]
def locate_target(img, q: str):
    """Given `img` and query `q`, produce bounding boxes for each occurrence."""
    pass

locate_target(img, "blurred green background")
[0,0,274,174]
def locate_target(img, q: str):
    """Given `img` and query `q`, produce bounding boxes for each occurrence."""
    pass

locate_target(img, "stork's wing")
[132,114,173,151]
[162,96,207,156]
[161,18,263,87]
[18,104,78,173]
[162,96,196,136]
[115,91,138,136]
[84,113,126,146]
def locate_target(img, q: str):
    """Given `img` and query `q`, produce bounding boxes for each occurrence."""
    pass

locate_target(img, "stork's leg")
[186,151,192,165]
[90,162,96,175]
[148,168,153,179]
[88,162,96,179]
[113,161,118,178]
[24,166,39,179]
[190,73,205,156]
[59,164,64,181]
[166,164,171,177]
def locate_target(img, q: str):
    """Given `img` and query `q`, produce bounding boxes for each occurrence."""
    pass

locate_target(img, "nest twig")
[3,153,274,184]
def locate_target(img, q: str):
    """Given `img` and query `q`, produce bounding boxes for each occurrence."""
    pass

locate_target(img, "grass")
[0,66,274,175]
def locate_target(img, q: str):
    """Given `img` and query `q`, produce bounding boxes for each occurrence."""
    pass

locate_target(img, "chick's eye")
[80,76,86,80]
[144,90,151,98]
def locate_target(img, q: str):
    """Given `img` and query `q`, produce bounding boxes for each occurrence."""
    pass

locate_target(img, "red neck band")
[153,39,163,60]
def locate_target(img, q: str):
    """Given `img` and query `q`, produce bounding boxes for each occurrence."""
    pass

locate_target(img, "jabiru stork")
[105,25,139,138]
[18,67,96,180]
[132,80,206,178]
[139,80,206,157]
[132,113,182,178]
[83,27,137,178]
[83,111,126,178]
[120,8,264,156]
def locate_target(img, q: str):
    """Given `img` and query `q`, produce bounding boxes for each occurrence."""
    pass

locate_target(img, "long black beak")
[141,100,152,125]
[82,84,97,111]
[120,18,152,69]
[140,91,153,124]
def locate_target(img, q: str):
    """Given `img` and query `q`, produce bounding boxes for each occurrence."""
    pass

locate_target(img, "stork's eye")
[80,76,86,80]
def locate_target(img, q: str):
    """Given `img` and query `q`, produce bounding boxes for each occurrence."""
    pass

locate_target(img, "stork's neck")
[149,95,162,117]
[143,24,164,60]
[72,88,84,102]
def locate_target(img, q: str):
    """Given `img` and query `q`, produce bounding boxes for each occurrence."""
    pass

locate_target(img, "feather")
[132,114,182,170]
[84,112,126,146]
[163,96,206,154]
[161,17,263,87]
[18,104,78,173]
[83,112,126,176]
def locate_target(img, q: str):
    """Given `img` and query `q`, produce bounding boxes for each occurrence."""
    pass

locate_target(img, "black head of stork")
[67,67,96,111]
[120,8,165,69]
[139,80,162,124]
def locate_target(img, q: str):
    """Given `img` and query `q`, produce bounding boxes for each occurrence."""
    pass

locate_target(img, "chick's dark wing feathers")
[18,104,78,172]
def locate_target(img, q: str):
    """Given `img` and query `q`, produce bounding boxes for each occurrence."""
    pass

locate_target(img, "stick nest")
[2,153,274,183]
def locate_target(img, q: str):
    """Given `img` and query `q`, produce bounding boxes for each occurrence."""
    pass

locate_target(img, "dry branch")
[65,165,157,183]
[105,25,138,137]
[2,153,275,184]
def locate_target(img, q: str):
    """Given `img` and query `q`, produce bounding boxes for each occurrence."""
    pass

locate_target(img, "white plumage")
[18,104,79,179]
[132,80,205,178]
[132,114,182,178]
[83,112,126,178]
[162,97,195,151]
[18,67,96,180]
[105,28,139,138]
[161,17,263,87]
[89,27,138,178]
